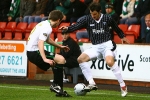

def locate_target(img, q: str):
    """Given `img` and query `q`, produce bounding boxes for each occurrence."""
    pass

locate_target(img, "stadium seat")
[0,32,2,39]
[53,22,70,33]
[125,25,140,39]
[70,32,77,41]
[0,22,7,34]
[113,34,122,44]
[125,34,135,44]
[24,33,30,41]
[14,22,28,33]
[56,33,63,42]
[118,24,128,32]
[50,33,54,41]
[25,22,38,33]
[4,22,17,32]
[80,0,84,3]
[64,67,86,83]
[114,33,135,44]
[56,32,77,42]
[13,32,23,40]
[3,32,12,40]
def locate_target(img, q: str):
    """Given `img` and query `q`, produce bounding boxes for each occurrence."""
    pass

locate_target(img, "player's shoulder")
[102,14,111,18]
[102,14,113,20]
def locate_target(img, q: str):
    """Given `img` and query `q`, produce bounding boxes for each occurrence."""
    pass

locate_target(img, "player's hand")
[121,37,130,44]
[59,26,68,30]
[44,59,56,67]
[60,45,70,52]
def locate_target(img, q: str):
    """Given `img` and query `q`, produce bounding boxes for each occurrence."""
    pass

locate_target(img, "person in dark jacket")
[105,3,119,39]
[143,13,150,43]
[65,0,87,24]
[0,0,11,21]
[60,32,81,68]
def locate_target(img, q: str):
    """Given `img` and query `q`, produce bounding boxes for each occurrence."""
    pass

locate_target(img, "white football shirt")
[27,20,52,51]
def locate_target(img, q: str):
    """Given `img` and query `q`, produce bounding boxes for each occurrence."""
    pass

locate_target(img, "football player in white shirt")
[27,10,71,97]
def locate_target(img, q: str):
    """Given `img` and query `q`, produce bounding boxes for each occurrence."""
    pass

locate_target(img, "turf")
[0,84,150,100]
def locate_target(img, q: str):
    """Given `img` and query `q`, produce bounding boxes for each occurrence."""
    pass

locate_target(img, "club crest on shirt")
[103,22,106,25]
[43,33,47,37]
[50,52,54,56]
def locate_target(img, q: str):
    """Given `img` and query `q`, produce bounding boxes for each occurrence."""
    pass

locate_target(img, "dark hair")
[89,2,101,12]
[105,3,113,9]
[62,30,69,35]
[48,10,64,21]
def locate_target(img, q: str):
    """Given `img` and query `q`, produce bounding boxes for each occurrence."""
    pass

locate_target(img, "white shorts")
[83,40,117,60]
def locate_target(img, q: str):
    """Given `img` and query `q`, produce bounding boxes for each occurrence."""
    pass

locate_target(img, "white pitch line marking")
[0,85,150,98]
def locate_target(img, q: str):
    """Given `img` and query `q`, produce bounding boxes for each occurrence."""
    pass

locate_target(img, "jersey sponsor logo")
[90,24,94,26]
[92,28,104,34]
[103,22,106,25]
[43,33,47,37]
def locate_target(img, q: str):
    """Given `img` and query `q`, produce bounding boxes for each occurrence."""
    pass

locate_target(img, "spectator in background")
[65,0,87,24]
[109,0,124,17]
[41,0,56,21]
[105,3,119,39]
[105,2,118,23]
[138,0,150,42]
[54,0,71,15]
[84,0,106,15]
[7,0,20,22]
[117,0,138,27]
[0,0,11,21]
[119,0,135,26]
[23,0,48,24]
[142,13,150,43]
[52,31,82,85]
[15,0,35,23]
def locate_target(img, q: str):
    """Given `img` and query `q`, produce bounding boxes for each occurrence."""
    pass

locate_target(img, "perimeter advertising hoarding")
[0,40,27,76]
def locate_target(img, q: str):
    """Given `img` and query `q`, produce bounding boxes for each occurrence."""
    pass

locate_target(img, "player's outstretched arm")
[46,37,70,52]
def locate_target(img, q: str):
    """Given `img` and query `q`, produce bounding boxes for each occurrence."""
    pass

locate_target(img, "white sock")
[79,62,96,85]
[111,63,125,87]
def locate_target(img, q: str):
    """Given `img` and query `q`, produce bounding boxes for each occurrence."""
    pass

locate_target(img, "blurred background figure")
[105,2,119,40]
[65,0,87,24]
[0,0,11,21]
[15,0,35,23]
[119,0,135,25]
[41,0,56,21]
[54,0,71,16]
[23,0,48,24]
[142,13,150,43]
[7,0,20,22]
[109,0,124,17]
[84,0,106,15]
[105,2,119,23]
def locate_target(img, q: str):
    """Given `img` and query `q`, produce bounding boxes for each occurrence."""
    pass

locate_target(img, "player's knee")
[106,60,114,67]
[78,53,90,63]
[57,56,66,64]
[54,54,66,64]
[77,57,84,64]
